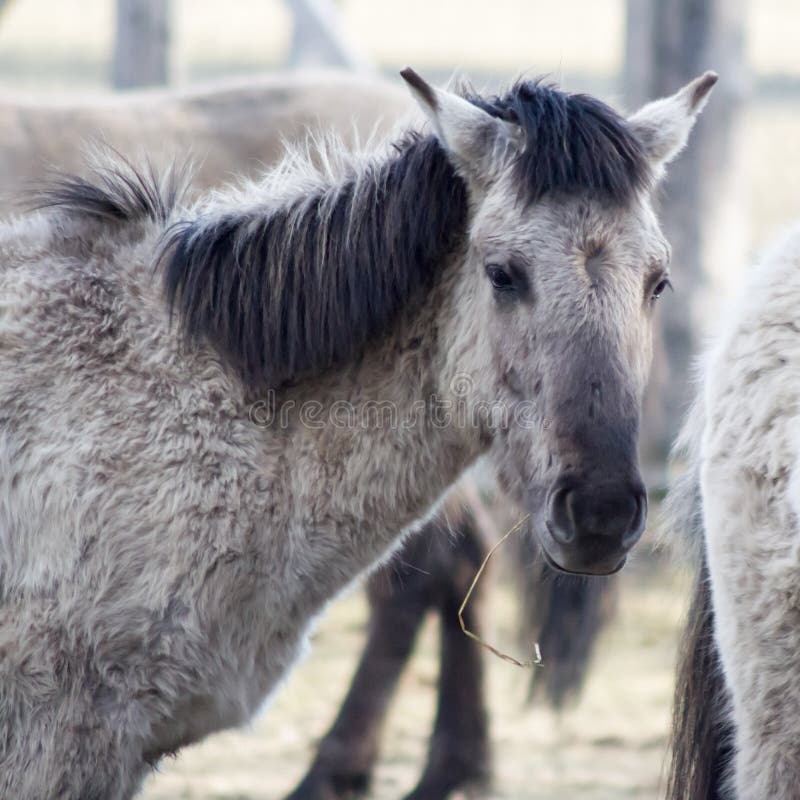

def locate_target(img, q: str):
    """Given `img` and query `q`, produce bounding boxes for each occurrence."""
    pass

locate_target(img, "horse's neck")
[277,277,485,557]
[206,131,482,566]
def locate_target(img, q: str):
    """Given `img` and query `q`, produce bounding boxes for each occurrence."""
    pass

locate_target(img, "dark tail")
[665,554,733,799]
[515,534,618,709]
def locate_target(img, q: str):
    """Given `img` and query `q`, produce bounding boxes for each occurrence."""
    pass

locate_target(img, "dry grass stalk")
[458,514,543,668]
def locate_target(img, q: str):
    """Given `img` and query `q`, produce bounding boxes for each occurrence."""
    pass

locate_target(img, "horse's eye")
[486,264,515,292]
[652,277,673,301]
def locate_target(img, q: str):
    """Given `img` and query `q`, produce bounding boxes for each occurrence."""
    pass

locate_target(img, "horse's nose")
[545,476,647,573]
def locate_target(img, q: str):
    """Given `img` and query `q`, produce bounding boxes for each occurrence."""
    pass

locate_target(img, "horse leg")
[404,517,490,800]
[284,552,433,800]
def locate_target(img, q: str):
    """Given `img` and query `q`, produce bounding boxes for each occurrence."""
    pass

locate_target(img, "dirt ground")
[140,542,690,800]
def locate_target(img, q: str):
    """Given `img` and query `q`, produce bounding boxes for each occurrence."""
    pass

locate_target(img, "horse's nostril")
[622,487,648,548]
[546,481,578,545]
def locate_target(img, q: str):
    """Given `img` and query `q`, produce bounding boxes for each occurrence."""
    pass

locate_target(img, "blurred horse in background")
[0,70,410,209]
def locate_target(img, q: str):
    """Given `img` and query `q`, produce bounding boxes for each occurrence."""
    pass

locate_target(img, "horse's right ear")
[628,71,718,177]
[400,67,522,189]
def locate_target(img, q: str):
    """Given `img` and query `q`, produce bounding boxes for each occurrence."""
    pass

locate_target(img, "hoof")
[402,768,491,800]
[283,768,372,800]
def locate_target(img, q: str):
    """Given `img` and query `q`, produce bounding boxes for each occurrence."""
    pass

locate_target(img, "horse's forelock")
[466,80,652,205]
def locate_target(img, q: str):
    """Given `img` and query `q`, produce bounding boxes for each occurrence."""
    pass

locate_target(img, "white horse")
[0,68,714,799]
[666,222,800,799]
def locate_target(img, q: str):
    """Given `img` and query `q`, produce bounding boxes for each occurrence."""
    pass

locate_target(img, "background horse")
[285,481,617,800]
[0,69,410,209]
[666,223,800,799]
[0,69,712,799]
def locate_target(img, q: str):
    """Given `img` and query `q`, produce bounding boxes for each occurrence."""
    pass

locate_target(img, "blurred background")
[1,1,798,798]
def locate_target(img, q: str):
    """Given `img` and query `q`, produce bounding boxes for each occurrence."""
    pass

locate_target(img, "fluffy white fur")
[677,223,800,798]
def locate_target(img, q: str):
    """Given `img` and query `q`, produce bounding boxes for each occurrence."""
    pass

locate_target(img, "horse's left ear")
[400,66,523,188]
[628,71,718,174]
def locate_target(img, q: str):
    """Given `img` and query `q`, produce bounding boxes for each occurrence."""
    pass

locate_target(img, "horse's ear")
[400,66,522,188]
[628,71,718,175]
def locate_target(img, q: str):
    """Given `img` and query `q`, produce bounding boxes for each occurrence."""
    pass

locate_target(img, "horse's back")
[0,71,411,213]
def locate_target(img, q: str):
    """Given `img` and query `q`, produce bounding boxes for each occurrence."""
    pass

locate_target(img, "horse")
[284,481,617,800]
[0,67,715,799]
[665,222,800,799]
[0,69,410,213]
[4,72,614,799]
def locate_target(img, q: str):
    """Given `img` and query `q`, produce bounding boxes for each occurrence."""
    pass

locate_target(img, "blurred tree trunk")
[624,0,746,480]
[286,0,372,72]
[112,0,172,89]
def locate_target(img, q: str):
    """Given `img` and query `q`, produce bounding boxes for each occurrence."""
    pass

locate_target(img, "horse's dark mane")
[161,133,467,389]
[37,81,650,391]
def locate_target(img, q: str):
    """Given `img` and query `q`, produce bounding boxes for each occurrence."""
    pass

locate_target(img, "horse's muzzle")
[542,474,647,575]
